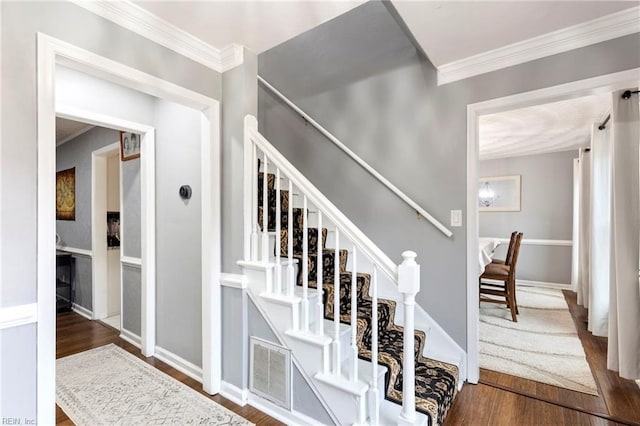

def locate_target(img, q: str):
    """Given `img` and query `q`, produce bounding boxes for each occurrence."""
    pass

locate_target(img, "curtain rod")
[598,90,639,130]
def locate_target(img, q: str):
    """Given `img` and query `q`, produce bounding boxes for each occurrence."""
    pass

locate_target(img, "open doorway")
[466,68,640,422]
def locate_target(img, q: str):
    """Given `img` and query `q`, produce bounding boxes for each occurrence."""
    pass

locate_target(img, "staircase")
[239,116,461,425]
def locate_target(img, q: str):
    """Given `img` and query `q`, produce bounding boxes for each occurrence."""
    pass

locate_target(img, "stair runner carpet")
[257,172,459,425]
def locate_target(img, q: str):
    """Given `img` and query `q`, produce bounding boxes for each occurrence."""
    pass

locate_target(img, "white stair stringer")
[239,260,378,425]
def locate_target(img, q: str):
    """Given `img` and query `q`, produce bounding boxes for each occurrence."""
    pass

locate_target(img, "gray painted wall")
[221,50,258,273]
[0,1,221,418]
[122,265,142,335]
[247,298,333,424]
[479,150,577,284]
[0,325,36,420]
[221,286,246,387]
[56,127,121,250]
[258,1,640,348]
[56,126,137,311]
[155,99,204,366]
[123,158,142,258]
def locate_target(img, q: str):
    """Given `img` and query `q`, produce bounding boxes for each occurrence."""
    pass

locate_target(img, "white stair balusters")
[275,168,282,295]
[369,265,380,425]
[261,154,269,269]
[315,211,324,337]
[332,229,341,376]
[287,180,295,297]
[398,251,420,425]
[350,245,358,383]
[251,144,259,261]
[302,196,309,331]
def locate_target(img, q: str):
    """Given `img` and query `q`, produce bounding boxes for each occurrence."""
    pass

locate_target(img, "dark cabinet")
[56,251,75,313]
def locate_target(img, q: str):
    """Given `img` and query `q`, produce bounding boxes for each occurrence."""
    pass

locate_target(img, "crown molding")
[71,0,243,73]
[438,6,640,85]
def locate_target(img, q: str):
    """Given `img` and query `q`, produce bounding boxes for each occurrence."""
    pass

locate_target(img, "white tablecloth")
[479,238,500,274]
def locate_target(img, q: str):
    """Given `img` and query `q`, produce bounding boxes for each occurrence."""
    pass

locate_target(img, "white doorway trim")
[466,67,640,384]
[90,141,121,322]
[37,33,221,424]
[57,105,156,356]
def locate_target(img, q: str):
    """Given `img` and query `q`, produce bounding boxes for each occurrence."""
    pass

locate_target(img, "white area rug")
[480,287,598,395]
[57,344,252,425]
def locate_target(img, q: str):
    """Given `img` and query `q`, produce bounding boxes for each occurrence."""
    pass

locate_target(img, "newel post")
[398,250,420,425]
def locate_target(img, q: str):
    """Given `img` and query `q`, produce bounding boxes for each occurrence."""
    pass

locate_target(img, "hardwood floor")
[55,312,283,426]
[445,290,640,426]
[57,289,640,426]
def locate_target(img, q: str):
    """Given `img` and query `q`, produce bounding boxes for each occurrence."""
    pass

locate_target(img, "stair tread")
[256,171,459,426]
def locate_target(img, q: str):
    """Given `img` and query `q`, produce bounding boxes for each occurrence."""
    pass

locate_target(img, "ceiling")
[479,94,611,160]
[132,1,365,54]
[130,1,637,66]
[391,1,636,66]
[56,118,94,146]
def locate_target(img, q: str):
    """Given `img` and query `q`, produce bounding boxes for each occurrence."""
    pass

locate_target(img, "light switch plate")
[450,210,462,227]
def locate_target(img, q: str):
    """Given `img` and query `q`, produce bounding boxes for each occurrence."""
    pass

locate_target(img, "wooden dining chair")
[491,231,518,266]
[479,232,523,322]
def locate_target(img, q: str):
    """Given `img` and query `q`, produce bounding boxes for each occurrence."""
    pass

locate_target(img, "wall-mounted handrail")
[258,75,453,238]
[245,115,399,283]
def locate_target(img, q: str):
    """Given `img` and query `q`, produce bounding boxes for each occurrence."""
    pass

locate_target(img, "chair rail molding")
[0,303,38,331]
[438,6,640,85]
[57,246,93,257]
[257,77,453,238]
[483,237,573,247]
[70,0,243,72]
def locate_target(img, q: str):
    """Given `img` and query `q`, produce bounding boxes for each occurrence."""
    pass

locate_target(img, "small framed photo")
[120,131,141,161]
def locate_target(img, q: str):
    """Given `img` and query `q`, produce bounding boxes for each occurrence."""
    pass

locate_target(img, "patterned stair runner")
[258,172,459,425]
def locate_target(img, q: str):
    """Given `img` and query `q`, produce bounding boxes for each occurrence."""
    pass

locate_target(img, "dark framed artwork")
[56,167,76,220]
[107,211,120,248]
[120,131,141,161]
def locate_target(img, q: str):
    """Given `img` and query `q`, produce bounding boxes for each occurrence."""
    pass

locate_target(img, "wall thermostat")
[179,185,192,200]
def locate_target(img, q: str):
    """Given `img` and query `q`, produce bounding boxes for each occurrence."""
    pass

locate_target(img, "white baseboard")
[72,303,93,320]
[517,279,571,290]
[154,346,203,383]
[220,381,249,406]
[220,380,323,425]
[120,328,141,348]
[483,278,571,290]
[247,390,326,426]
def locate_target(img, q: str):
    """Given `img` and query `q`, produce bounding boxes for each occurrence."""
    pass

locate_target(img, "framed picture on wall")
[107,211,120,248]
[120,131,141,161]
[478,175,521,212]
[56,167,76,220]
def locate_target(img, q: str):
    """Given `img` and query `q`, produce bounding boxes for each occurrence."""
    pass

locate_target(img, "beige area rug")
[480,287,598,395]
[57,344,253,425]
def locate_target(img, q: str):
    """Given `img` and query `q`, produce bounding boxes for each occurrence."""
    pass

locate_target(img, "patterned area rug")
[480,287,598,395]
[258,171,459,425]
[57,344,252,425]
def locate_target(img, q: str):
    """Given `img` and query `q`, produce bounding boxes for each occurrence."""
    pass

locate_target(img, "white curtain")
[571,158,580,293]
[608,89,640,380]
[577,149,591,307]
[589,123,611,337]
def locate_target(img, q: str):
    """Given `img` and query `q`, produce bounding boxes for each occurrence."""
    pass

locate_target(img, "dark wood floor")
[55,312,283,426]
[57,290,640,426]
[444,290,640,426]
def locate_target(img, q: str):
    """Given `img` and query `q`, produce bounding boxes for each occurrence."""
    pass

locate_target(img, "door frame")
[466,67,640,384]
[90,141,121,322]
[37,33,221,423]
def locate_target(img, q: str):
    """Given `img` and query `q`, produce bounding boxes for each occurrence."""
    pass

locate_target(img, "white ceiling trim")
[70,0,243,73]
[438,6,640,86]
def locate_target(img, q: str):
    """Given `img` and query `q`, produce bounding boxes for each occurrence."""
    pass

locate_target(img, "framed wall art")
[120,131,141,161]
[56,167,76,220]
[478,175,521,212]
